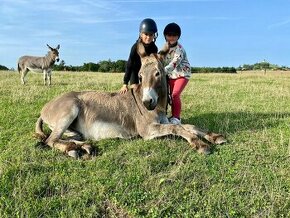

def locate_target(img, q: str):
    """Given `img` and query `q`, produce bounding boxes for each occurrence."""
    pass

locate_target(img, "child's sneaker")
[169,117,181,125]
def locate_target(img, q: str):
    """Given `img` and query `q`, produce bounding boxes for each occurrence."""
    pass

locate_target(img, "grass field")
[0,70,289,217]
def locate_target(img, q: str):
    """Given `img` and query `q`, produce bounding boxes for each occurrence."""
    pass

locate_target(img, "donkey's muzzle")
[142,87,158,111]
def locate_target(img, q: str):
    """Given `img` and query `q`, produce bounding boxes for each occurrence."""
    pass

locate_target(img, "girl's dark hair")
[163,23,181,38]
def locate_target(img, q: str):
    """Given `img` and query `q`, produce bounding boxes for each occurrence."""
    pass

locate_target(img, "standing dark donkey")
[18,44,60,85]
[35,42,226,158]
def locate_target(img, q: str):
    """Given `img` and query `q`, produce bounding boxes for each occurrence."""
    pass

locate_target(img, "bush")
[0,64,9,71]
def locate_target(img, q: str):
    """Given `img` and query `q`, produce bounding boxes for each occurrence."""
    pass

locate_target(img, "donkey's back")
[18,55,45,73]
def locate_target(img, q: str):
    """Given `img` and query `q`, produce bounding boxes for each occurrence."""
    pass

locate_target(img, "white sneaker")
[169,117,181,125]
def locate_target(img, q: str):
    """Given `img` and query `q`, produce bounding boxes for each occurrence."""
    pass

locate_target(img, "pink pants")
[168,77,189,119]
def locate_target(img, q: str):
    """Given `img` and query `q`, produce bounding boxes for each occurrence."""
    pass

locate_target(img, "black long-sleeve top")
[123,41,158,85]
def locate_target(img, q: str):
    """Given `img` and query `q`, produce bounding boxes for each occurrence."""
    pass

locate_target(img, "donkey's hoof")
[214,135,227,145]
[67,150,79,158]
[205,133,227,145]
[81,144,92,154]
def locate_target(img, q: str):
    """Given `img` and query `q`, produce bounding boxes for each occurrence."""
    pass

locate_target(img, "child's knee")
[171,92,180,99]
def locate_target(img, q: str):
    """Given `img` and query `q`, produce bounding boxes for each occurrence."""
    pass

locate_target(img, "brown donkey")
[35,42,226,158]
[18,44,60,85]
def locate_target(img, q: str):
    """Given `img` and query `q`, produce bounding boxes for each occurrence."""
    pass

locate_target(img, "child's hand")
[119,84,128,94]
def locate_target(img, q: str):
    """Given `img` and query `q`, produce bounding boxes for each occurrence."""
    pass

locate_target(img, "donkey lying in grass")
[35,42,226,158]
[18,44,60,85]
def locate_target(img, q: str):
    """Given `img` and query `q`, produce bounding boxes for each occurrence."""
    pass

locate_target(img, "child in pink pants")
[162,23,191,124]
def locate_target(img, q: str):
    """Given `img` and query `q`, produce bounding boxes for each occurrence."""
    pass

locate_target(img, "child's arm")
[164,45,184,74]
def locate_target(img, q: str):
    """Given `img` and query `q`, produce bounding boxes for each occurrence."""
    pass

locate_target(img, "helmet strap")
[153,32,158,42]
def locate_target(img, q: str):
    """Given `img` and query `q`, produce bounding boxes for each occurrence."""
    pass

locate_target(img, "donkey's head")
[137,42,167,111]
[47,44,60,62]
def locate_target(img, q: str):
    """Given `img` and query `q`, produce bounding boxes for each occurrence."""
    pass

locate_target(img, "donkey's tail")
[34,117,48,142]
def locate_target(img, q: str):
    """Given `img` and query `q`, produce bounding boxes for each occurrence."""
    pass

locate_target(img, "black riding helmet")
[139,18,158,39]
[163,22,181,39]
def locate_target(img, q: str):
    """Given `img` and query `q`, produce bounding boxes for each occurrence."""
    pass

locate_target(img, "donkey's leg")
[182,124,227,145]
[21,68,29,85]
[44,106,87,158]
[45,124,79,153]
[47,70,52,86]
[47,132,92,157]
[143,123,211,154]
[43,70,48,86]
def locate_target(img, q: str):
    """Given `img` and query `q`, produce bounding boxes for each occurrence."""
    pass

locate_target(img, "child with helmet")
[119,18,158,94]
[161,23,191,125]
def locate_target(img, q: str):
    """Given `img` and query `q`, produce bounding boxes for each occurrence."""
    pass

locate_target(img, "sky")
[1,0,290,69]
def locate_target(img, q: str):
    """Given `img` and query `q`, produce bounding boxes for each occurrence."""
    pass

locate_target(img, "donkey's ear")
[137,41,147,58]
[56,44,60,50]
[158,42,170,60]
[47,44,53,50]
[156,53,164,62]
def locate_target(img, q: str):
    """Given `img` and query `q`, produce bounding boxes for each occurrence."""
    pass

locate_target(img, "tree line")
[52,60,238,73]
[53,60,127,72]
[49,60,290,73]
[191,67,237,73]
[1,60,289,73]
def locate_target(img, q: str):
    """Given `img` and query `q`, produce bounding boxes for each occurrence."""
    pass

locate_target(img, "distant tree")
[260,60,270,74]
[115,60,126,72]
[241,64,253,71]
[59,60,66,68]
[237,65,243,71]
[280,65,289,71]
[239,61,289,72]
[0,64,9,71]
[53,60,66,71]
[83,62,100,72]
[98,60,111,72]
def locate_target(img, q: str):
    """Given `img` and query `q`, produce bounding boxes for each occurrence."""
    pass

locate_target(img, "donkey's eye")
[155,71,160,77]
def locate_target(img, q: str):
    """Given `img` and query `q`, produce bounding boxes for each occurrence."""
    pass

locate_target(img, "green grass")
[0,70,289,217]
